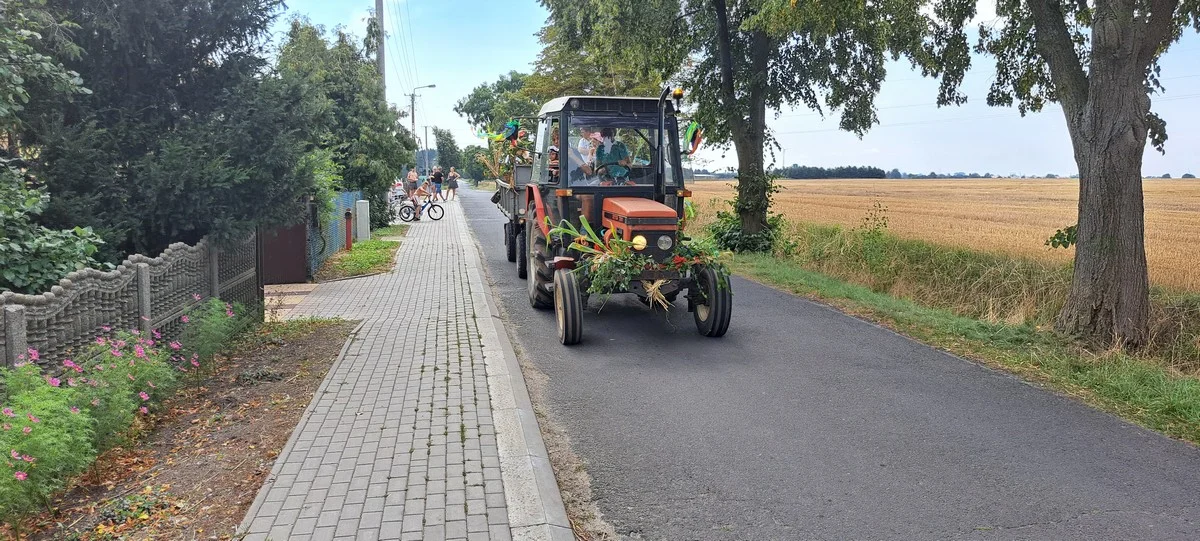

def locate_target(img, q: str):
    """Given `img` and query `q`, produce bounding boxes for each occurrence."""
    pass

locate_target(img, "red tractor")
[493,89,732,345]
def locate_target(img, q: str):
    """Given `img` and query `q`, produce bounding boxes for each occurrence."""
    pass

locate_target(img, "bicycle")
[398,196,444,222]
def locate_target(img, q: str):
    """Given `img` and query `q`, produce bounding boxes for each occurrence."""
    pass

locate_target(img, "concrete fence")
[0,233,260,368]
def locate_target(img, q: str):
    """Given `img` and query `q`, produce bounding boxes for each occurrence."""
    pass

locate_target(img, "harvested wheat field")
[689,178,1200,292]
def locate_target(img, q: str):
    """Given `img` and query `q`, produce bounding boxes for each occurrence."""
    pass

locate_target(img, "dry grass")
[690,178,1200,292]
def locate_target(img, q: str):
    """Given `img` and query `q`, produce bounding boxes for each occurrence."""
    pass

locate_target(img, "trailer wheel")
[693,267,731,337]
[516,225,528,279]
[527,205,553,309]
[555,269,584,345]
[504,223,516,262]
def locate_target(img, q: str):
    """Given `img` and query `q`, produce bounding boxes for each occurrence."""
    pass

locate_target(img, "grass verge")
[315,239,400,281]
[374,224,410,238]
[729,251,1200,446]
[472,180,497,191]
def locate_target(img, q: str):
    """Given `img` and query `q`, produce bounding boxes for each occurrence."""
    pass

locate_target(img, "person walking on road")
[405,168,419,200]
[445,167,460,201]
[431,166,446,201]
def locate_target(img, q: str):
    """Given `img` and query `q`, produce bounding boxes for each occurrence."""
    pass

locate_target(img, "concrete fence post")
[208,244,221,299]
[3,305,28,367]
[136,263,152,335]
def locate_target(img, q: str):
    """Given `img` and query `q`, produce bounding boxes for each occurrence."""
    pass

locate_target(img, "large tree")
[16,0,324,258]
[540,0,966,246]
[756,0,1199,345]
[432,127,462,171]
[278,19,415,228]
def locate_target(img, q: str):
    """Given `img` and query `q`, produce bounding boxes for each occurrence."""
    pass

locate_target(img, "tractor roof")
[538,96,676,116]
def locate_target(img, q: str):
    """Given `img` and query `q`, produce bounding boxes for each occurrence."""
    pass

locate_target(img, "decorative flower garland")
[548,216,728,310]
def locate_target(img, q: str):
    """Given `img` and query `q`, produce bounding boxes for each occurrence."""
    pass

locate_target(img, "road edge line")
[456,203,574,541]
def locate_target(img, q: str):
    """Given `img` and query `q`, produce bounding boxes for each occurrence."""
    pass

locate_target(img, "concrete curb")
[456,204,575,541]
[237,319,366,537]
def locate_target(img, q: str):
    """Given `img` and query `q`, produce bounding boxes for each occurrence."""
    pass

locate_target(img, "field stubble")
[690,178,1200,292]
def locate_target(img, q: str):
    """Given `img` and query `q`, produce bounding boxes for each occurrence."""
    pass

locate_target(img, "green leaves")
[0,164,104,294]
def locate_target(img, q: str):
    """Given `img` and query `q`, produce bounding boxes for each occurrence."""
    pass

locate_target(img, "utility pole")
[375,0,385,84]
[424,125,430,173]
[407,84,436,141]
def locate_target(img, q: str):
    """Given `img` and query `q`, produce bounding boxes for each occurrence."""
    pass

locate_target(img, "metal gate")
[261,221,309,284]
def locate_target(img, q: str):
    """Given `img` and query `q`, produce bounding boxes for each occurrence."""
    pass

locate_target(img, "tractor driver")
[593,127,634,186]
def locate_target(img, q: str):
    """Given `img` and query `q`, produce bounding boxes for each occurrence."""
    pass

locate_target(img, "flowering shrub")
[0,296,251,529]
[0,361,96,526]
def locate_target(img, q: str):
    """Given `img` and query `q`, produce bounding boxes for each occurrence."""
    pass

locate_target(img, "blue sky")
[271,1,1200,177]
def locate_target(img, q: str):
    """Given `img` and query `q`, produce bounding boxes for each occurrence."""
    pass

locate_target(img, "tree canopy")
[454,71,540,133]
[433,127,462,171]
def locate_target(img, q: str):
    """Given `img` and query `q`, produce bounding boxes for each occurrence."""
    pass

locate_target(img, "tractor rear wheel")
[693,267,731,337]
[555,269,584,345]
[527,205,553,309]
[504,223,516,262]
[516,225,528,279]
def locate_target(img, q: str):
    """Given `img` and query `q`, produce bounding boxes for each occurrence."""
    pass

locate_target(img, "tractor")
[493,88,732,345]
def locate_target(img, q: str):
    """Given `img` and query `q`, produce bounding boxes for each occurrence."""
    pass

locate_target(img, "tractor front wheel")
[527,205,553,309]
[555,269,584,345]
[693,267,731,337]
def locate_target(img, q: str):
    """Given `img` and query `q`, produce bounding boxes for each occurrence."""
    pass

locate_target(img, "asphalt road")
[459,188,1200,540]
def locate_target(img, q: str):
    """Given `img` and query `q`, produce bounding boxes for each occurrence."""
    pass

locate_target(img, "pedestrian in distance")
[431,166,446,201]
[445,167,460,201]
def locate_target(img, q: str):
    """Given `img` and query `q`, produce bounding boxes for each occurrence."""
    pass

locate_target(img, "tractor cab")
[526,95,689,254]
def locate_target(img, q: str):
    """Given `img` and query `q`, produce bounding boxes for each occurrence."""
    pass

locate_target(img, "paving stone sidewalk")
[239,199,559,541]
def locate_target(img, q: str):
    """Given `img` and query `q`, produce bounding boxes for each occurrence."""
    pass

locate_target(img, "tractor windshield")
[565,114,678,187]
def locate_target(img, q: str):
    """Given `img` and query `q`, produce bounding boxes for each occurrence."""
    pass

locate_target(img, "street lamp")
[408,84,436,176]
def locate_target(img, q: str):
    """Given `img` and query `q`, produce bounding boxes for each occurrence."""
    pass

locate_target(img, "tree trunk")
[1054,14,1151,347]
[734,28,772,236]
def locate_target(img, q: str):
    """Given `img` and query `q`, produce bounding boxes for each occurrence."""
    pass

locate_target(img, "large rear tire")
[516,226,528,279]
[504,223,516,262]
[555,269,584,345]
[527,205,553,309]
[427,204,445,221]
[693,267,731,337]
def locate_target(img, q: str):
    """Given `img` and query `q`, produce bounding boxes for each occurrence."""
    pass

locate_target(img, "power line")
[402,0,421,87]
[385,0,415,93]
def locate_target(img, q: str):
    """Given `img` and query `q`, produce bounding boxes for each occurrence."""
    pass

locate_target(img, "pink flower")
[26,414,39,424]
[226,310,235,318]
[67,378,77,387]
[46,377,61,387]
[152,329,161,339]
[115,340,126,348]
[190,359,200,367]
[10,450,19,460]
[2,409,13,418]
[139,407,148,415]
[145,339,155,347]
[96,336,107,345]
[14,471,26,481]
[139,392,149,401]
[169,341,182,351]
[101,325,111,332]
[94,364,104,371]
[192,293,202,301]
[69,407,80,414]
[21,455,33,463]
[2,424,9,431]
[110,349,123,357]
[134,345,146,358]
[22,427,31,435]
[131,329,141,335]
[181,315,190,323]
[27,349,39,361]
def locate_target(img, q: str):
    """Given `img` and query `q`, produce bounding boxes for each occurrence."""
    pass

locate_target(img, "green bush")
[706,201,783,253]
[180,298,253,372]
[0,162,107,294]
[0,361,96,525]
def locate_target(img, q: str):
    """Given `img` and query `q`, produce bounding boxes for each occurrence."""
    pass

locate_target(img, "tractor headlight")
[632,235,648,251]
[657,235,674,251]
